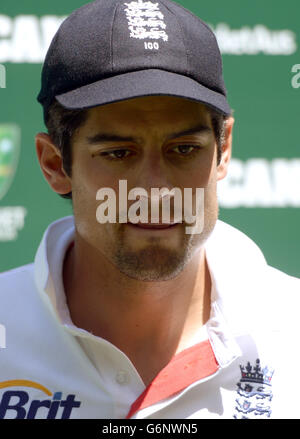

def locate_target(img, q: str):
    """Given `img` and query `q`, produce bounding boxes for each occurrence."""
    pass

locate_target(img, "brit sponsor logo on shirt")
[234,358,274,419]
[0,380,81,419]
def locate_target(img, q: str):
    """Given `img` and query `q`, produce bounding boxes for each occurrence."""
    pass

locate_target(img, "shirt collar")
[34,216,245,367]
[205,220,267,338]
[34,215,75,326]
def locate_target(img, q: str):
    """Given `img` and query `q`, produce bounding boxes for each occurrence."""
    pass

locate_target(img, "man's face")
[69,96,231,281]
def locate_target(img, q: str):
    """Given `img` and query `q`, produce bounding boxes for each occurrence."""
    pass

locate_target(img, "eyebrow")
[86,124,212,145]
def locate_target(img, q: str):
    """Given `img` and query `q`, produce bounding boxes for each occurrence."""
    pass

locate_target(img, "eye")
[99,149,132,160]
[171,144,200,155]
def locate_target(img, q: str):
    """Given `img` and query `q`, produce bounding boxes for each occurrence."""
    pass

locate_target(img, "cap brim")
[56,69,231,116]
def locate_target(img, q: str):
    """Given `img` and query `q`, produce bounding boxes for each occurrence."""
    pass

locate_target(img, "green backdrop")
[0,0,299,277]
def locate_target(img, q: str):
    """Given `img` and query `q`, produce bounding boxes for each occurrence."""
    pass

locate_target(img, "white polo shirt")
[0,216,299,419]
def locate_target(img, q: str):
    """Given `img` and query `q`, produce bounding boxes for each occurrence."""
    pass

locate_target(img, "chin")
[113,244,195,282]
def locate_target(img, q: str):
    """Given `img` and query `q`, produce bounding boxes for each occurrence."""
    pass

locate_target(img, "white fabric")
[0,216,299,419]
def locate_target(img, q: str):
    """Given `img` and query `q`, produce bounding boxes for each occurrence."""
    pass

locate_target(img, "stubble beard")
[114,232,194,281]
[110,218,217,282]
[110,191,219,281]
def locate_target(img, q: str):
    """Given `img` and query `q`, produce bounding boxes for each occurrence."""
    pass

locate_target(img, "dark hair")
[208,107,229,165]
[45,100,230,200]
[46,100,88,199]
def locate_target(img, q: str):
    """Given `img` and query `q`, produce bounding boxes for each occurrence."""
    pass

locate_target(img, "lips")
[128,222,180,229]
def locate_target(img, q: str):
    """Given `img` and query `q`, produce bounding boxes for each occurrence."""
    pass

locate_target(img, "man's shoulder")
[0,262,34,282]
[264,264,300,302]
[207,220,267,267]
[210,221,300,285]
[0,263,34,284]
[266,264,300,285]
[0,215,74,297]
[206,220,300,330]
[0,264,36,306]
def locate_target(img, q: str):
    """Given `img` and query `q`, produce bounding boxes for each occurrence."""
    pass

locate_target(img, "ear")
[217,116,234,181]
[35,133,72,194]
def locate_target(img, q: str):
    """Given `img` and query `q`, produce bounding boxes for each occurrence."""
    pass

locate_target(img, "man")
[0,0,299,420]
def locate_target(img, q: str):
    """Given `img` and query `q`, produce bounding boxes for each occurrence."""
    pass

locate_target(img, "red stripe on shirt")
[126,339,218,419]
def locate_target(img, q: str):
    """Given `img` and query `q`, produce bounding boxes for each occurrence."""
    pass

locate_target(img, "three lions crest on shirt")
[234,358,274,419]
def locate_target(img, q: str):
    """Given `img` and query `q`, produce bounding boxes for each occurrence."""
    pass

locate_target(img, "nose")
[128,150,180,223]
[131,149,174,194]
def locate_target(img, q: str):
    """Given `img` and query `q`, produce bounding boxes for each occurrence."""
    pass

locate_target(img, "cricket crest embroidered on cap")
[124,0,168,49]
[234,358,274,419]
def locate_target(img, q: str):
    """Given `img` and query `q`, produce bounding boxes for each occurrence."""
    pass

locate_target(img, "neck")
[63,232,211,385]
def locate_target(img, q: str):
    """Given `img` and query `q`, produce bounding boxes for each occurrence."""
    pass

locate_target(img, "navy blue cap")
[37,0,231,122]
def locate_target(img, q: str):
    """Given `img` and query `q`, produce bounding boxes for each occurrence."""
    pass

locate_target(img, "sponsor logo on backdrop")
[291,64,300,88]
[218,158,300,207]
[210,23,297,55]
[0,15,66,63]
[0,207,27,241]
[0,380,81,419]
[0,125,27,241]
[0,15,296,63]
[0,64,5,88]
[0,125,20,201]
